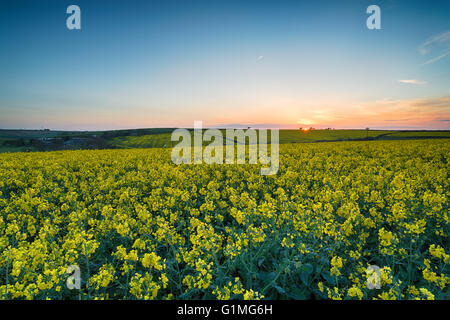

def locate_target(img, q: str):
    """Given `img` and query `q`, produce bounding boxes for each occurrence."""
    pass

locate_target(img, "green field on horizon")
[1,129,450,153]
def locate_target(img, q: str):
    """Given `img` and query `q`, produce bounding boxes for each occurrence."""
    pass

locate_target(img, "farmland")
[0,139,448,300]
[1,129,450,153]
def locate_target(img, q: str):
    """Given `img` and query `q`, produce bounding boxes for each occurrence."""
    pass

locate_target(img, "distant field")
[110,133,173,148]
[0,145,38,153]
[278,129,394,143]
[380,131,450,139]
[0,137,37,153]
[108,129,450,149]
[0,129,449,153]
[0,129,62,139]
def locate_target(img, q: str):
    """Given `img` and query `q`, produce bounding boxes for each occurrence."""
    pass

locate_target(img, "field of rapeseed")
[0,140,448,300]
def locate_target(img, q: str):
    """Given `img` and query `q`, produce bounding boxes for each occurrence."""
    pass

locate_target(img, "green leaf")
[256,271,276,282]
[258,257,265,267]
[299,263,313,285]
[321,272,336,285]
[286,287,309,300]
[299,263,314,275]
[272,284,287,295]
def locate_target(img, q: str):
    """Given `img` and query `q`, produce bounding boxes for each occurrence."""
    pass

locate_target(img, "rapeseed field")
[0,140,448,300]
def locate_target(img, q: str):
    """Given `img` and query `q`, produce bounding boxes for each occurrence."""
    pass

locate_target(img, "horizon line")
[1,127,450,132]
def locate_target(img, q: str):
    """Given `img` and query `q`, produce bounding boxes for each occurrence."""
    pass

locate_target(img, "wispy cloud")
[357,96,450,128]
[419,30,450,65]
[213,122,294,129]
[316,96,450,129]
[419,30,450,54]
[208,96,450,130]
[423,50,450,65]
[398,79,426,85]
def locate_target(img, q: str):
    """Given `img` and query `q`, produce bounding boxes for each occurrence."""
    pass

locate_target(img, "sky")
[0,0,449,130]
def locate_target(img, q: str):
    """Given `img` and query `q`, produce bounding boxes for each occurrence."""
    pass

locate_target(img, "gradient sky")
[0,0,449,130]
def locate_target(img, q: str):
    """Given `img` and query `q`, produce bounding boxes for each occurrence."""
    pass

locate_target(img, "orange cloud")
[332,96,450,129]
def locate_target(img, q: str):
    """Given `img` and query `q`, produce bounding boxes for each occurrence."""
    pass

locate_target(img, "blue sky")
[0,0,449,130]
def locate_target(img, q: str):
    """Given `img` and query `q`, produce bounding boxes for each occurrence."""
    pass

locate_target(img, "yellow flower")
[348,286,363,300]
[330,256,343,276]
[142,252,164,270]
[318,282,324,293]
[419,288,435,300]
